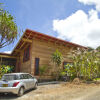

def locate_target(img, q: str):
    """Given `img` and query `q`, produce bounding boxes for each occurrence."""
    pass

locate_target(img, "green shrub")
[51,50,63,80]
[65,49,100,81]
[39,65,48,76]
[0,65,14,79]
[61,64,76,81]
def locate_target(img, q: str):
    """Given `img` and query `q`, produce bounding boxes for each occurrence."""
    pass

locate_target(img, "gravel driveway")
[0,82,100,100]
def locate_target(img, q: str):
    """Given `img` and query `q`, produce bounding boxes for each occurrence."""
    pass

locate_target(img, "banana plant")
[63,48,100,81]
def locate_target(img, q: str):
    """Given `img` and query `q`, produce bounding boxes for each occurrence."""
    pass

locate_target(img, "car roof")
[4,73,29,75]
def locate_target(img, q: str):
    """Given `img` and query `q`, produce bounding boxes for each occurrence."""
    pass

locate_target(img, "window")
[63,62,67,68]
[2,75,19,81]
[63,62,73,76]
[34,58,39,75]
[20,74,24,79]
[27,74,33,79]
[23,45,30,62]
[20,74,28,79]
[63,62,73,69]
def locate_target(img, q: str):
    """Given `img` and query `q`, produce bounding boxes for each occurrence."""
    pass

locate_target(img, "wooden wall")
[16,45,32,74]
[30,38,74,76]
[17,38,76,77]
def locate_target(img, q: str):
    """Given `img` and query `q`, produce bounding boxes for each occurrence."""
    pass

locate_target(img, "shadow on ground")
[0,89,34,100]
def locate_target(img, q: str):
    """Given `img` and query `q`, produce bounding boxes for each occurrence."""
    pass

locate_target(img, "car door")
[20,74,29,90]
[27,74,35,89]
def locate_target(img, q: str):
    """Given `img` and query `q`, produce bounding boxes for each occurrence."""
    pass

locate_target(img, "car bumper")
[0,87,19,94]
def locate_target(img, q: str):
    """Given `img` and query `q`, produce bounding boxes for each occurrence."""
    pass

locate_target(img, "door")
[27,74,35,88]
[20,74,29,90]
[34,58,39,75]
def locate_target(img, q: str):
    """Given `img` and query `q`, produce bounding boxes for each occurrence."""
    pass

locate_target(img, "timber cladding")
[30,38,73,76]
[18,46,31,74]
[16,37,74,77]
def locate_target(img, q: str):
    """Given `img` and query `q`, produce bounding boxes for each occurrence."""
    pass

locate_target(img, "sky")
[0,0,100,53]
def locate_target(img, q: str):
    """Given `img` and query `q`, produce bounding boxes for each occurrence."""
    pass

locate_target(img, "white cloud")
[53,10,100,48]
[3,51,11,54]
[78,0,100,12]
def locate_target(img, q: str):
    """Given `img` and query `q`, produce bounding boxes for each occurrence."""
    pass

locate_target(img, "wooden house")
[0,29,87,79]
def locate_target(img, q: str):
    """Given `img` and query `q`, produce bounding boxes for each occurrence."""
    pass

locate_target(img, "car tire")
[34,82,38,89]
[17,87,24,97]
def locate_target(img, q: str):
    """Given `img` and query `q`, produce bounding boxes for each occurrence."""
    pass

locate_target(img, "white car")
[0,73,38,96]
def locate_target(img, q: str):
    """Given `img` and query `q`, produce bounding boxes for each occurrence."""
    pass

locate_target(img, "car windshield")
[2,75,19,81]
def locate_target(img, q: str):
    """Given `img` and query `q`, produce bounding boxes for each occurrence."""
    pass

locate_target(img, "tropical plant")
[39,65,48,76]
[51,49,63,80]
[0,65,14,79]
[52,49,63,67]
[39,65,48,82]
[62,48,100,81]
[61,64,76,81]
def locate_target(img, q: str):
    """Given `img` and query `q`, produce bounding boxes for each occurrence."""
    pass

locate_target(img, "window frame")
[23,45,30,62]
[34,58,40,76]
[63,61,73,69]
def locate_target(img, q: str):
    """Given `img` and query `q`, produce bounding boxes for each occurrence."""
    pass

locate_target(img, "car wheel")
[34,82,38,89]
[17,87,24,97]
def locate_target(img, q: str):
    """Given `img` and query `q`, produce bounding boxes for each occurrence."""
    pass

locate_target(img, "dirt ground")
[1,82,100,100]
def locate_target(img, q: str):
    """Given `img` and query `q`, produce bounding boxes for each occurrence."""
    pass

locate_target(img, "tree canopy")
[0,3,18,48]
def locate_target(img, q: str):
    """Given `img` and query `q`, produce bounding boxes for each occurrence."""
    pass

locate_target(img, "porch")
[0,53,17,72]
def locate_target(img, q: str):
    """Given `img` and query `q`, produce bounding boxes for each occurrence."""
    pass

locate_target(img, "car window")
[20,74,24,79]
[20,74,30,79]
[24,74,28,79]
[2,75,19,81]
[27,74,33,79]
